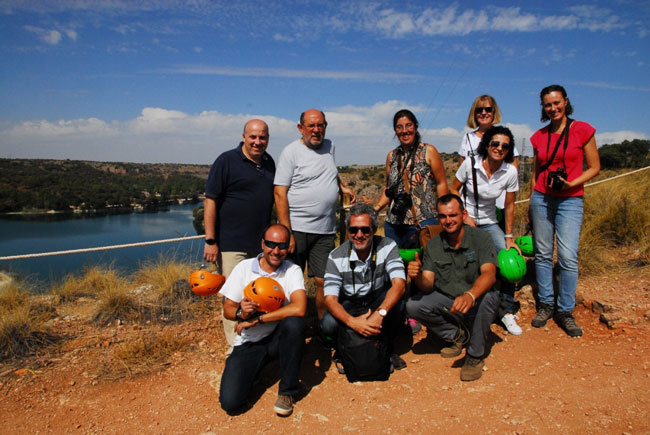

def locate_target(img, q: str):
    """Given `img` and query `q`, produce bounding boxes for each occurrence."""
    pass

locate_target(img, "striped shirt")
[323,236,405,299]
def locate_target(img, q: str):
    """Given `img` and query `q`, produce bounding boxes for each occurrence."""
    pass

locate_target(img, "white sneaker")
[501,313,523,335]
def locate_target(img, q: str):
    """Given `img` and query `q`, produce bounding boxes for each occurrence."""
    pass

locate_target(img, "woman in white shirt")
[458,95,519,216]
[451,125,523,335]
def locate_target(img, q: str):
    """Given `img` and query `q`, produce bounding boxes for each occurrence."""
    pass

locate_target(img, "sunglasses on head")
[348,226,372,235]
[489,140,511,150]
[475,106,493,114]
[264,239,289,250]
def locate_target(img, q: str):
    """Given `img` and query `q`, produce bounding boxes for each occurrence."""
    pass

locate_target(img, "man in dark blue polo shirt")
[203,119,276,351]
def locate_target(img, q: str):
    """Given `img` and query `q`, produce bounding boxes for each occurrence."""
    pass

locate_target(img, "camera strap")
[347,236,379,298]
[539,118,573,174]
[387,143,418,203]
[462,154,481,225]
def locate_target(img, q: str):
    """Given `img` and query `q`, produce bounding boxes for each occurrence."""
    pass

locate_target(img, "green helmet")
[498,249,527,283]
[515,235,534,257]
[399,248,422,263]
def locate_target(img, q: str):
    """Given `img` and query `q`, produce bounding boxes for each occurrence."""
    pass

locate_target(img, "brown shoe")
[460,355,485,382]
[440,328,467,358]
[273,394,293,416]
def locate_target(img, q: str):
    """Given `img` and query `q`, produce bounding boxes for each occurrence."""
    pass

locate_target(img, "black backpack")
[336,318,391,382]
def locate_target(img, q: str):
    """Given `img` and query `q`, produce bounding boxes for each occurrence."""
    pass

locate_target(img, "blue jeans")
[219,316,304,414]
[384,218,439,249]
[529,191,584,314]
[478,223,516,314]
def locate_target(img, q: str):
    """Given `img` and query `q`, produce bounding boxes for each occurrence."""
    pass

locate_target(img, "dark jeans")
[406,290,499,358]
[319,288,405,347]
[219,316,304,413]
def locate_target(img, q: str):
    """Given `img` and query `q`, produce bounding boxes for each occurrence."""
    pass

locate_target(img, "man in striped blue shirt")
[320,203,407,370]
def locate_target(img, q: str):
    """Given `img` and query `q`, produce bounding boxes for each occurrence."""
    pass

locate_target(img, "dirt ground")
[1,272,649,434]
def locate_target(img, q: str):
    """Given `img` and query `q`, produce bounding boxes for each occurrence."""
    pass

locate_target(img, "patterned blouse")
[385,142,438,225]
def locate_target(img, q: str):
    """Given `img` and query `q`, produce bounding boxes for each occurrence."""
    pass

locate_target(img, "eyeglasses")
[475,106,493,114]
[489,141,511,150]
[348,226,372,235]
[264,239,289,250]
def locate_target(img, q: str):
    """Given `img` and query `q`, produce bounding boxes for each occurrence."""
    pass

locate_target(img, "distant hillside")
[0,159,211,213]
[1,154,538,215]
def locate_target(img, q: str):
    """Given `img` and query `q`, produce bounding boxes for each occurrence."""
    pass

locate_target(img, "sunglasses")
[264,239,289,250]
[348,226,372,235]
[475,106,493,114]
[489,140,511,150]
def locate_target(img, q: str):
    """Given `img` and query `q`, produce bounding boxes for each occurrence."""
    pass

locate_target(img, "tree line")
[0,159,208,213]
[598,139,650,170]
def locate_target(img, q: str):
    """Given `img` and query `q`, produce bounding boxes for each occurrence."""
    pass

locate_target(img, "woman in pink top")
[528,85,600,337]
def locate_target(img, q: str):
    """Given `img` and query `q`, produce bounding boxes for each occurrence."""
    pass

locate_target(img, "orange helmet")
[243,277,285,313]
[189,270,226,297]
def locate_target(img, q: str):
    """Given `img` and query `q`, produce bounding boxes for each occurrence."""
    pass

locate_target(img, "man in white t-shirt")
[274,108,355,320]
[218,224,306,417]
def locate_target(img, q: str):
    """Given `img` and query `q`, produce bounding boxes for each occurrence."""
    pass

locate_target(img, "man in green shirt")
[407,194,499,381]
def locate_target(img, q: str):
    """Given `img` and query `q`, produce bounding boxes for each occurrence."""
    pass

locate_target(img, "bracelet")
[504,234,513,238]
[464,291,476,306]
[258,314,264,324]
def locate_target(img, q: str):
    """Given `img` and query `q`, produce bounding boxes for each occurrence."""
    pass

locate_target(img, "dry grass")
[580,169,650,274]
[0,283,58,360]
[134,255,192,296]
[513,169,650,275]
[51,265,126,302]
[134,255,207,323]
[92,284,142,326]
[98,330,189,380]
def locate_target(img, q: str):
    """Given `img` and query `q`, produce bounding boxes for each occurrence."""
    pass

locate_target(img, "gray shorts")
[291,231,335,279]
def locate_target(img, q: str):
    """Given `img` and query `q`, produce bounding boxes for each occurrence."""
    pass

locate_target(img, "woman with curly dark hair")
[451,125,522,334]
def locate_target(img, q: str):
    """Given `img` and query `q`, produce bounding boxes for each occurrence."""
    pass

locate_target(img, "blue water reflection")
[0,204,204,285]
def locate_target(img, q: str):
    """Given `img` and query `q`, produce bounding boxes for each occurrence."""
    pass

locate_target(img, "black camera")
[390,192,412,218]
[547,167,567,192]
[385,185,397,199]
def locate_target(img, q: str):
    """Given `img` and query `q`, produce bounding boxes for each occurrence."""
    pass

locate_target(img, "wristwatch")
[378,308,387,317]
[205,238,216,245]
[235,307,243,322]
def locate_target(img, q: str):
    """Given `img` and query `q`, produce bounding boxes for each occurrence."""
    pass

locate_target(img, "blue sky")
[0,0,648,165]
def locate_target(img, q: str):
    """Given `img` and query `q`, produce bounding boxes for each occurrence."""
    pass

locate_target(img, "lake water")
[0,204,204,286]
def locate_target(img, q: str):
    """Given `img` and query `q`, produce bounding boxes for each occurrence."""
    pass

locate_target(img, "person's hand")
[348,309,381,337]
[407,252,422,279]
[239,297,259,318]
[367,310,384,330]
[506,237,522,256]
[450,293,474,314]
[463,215,477,227]
[288,233,296,254]
[341,185,356,204]
[203,243,219,263]
[235,318,259,335]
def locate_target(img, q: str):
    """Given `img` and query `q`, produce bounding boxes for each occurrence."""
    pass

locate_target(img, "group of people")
[205,84,601,416]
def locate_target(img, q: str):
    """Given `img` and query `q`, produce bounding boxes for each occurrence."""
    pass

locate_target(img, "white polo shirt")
[219,255,305,346]
[455,156,519,225]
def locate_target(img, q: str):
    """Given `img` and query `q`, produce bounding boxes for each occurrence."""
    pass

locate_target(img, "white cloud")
[24,25,62,44]
[359,5,626,38]
[596,130,648,145]
[24,24,78,45]
[1,103,647,165]
[161,65,422,82]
